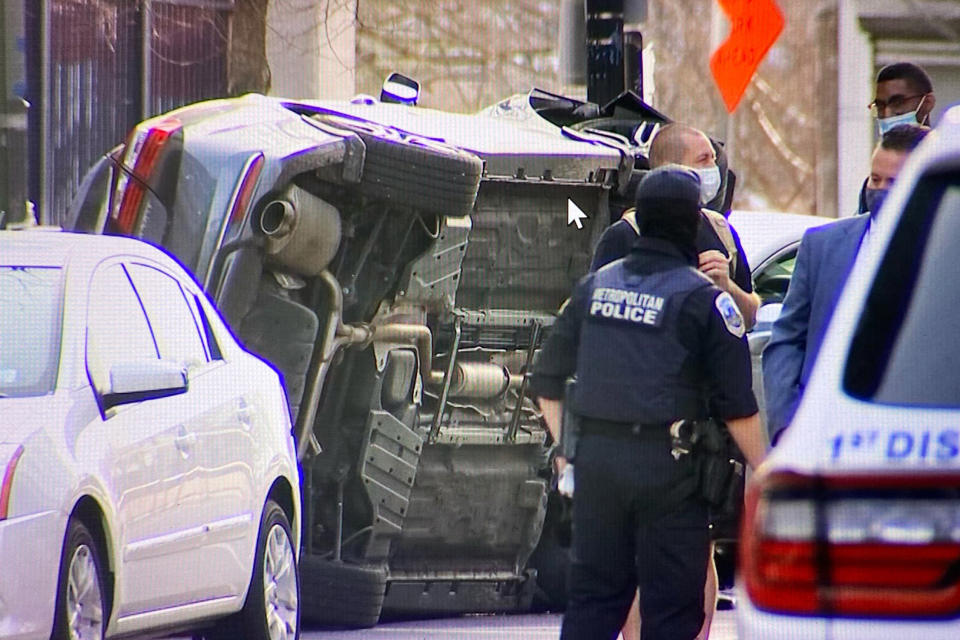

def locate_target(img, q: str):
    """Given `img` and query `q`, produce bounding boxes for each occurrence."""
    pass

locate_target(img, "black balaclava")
[634,165,702,262]
[704,139,730,213]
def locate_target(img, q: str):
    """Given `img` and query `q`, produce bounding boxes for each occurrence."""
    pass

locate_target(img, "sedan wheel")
[209,499,300,640]
[53,520,107,640]
[263,522,298,640]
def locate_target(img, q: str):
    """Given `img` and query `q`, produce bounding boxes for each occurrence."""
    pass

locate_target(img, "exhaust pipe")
[260,200,295,237]
[261,185,342,276]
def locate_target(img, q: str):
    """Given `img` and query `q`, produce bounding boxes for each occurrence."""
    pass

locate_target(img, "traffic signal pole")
[585,0,625,107]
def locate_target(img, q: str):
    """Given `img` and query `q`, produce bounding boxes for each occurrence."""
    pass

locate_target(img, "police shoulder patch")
[714,291,745,338]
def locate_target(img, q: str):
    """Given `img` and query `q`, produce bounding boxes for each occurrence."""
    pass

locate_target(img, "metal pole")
[508,321,541,443]
[585,0,625,107]
[429,317,462,443]
[141,0,152,119]
[333,479,344,562]
[38,0,49,224]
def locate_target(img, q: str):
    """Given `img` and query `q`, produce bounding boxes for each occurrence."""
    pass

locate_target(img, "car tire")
[52,519,109,640]
[320,116,483,216]
[300,555,387,628]
[209,499,300,640]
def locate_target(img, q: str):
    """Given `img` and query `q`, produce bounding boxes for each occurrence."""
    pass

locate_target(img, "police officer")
[591,124,760,330]
[532,166,766,640]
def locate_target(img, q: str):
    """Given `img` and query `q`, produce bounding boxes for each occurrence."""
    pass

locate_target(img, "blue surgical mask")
[864,187,889,217]
[692,165,721,206]
[877,97,926,135]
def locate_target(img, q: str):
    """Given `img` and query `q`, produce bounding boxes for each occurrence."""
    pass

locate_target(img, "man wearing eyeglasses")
[871,62,936,136]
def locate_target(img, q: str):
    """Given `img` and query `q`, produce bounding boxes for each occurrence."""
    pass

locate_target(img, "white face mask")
[692,165,721,206]
[877,96,926,136]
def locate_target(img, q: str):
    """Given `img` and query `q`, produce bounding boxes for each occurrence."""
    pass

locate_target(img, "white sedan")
[0,229,300,640]
[729,210,834,434]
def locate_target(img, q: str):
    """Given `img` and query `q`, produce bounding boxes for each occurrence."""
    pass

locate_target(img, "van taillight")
[742,471,960,617]
[223,153,265,243]
[111,117,182,234]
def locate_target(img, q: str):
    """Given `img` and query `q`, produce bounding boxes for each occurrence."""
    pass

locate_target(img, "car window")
[126,263,208,367]
[844,172,960,407]
[753,246,798,305]
[192,293,224,361]
[0,266,63,397]
[87,264,158,388]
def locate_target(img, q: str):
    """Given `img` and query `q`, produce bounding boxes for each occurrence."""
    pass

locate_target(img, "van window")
[844,172,960,407]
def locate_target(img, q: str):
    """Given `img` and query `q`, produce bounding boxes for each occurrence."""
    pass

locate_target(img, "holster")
[560,378,581,462]
[674,418,744,511]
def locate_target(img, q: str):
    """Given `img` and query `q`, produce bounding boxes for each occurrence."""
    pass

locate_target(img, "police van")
[738,106,960,638]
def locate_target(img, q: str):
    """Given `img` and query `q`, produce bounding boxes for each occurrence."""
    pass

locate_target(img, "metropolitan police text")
[589,287,665,326]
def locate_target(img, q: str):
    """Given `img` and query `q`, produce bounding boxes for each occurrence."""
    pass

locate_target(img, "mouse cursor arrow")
[567,200,588,230]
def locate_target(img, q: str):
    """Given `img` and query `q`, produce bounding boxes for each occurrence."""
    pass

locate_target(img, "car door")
[125,261,256,598]
[748,243,800,435]
[85,261,194,615]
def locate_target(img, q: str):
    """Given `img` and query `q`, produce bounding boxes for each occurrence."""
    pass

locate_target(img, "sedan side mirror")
[748,303,783,356]
[102,359,187,410]
[755,302,783,329]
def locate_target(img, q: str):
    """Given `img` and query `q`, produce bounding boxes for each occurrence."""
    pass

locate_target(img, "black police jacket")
[532,237,758,425]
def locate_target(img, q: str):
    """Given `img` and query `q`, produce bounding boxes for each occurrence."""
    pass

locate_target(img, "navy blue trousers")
[560,431,710,640]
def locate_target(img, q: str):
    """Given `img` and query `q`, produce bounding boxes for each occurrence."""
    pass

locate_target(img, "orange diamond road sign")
[710,0,785,113]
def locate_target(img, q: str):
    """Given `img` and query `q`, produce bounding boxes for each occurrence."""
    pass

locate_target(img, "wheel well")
[70,496,115,616]
[267,476,298,539]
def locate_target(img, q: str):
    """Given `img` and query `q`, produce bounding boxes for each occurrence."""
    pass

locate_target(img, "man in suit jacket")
[762,124,929,442]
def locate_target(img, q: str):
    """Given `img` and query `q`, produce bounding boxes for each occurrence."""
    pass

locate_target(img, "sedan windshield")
[0,266,64,397]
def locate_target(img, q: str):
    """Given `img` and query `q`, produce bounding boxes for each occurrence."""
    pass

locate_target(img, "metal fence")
[29,0,234,225]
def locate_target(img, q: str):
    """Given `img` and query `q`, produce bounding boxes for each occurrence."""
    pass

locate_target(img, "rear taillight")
[223,153,265,243]
[742,471,960,617]
[0,445,24,521]
[110,117,182,234]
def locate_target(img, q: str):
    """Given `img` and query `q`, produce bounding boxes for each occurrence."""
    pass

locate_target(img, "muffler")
[261,185,342,276]
[430,362,513,399]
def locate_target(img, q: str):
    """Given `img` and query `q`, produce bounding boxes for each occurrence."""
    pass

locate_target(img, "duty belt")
[580,418,673,439]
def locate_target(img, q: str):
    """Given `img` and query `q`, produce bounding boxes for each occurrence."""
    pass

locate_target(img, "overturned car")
[70,85,698,626]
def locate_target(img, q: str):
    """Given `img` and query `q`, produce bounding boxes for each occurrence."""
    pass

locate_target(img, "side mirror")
[380,72,420,106]
[756,302,783,328]
[750,302,783,333]
[748,304,782,356]
[102,359,187,410]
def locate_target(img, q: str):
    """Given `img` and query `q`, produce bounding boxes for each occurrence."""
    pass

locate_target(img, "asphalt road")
[297,609,738,639]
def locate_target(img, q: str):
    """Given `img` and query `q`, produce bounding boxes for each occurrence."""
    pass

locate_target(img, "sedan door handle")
[237,398,254,430]
[174,426,197,455]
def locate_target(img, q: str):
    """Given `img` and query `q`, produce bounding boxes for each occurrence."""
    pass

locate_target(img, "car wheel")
[212,500,300,640]
[319,116,483,217]
[300,555,387,628]
[52,519,108,640]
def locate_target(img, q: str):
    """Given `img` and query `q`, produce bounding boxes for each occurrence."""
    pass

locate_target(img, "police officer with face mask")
[591,124,760,331]
[533,167,766,640]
